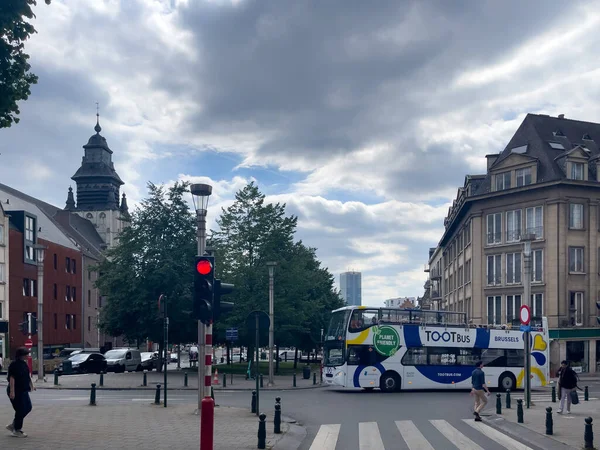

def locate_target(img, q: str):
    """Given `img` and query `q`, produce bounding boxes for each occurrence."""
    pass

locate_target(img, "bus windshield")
[325,310,350,342]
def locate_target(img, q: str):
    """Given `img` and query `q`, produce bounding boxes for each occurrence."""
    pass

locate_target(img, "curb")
[15,384,327,392]
[483,414,577,450]
[272,422,307,450]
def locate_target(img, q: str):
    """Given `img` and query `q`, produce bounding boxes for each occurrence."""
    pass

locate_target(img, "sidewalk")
[0,371,325,391]
[0,399,305,450]
[484,392,599,450]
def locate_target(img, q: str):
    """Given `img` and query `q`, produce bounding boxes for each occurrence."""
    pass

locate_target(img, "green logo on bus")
[373,325,400,356]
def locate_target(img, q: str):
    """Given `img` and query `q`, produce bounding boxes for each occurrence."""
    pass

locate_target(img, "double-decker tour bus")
[323,306,549,392]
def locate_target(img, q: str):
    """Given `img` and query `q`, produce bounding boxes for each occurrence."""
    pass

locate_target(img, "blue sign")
[226,328,238,341]
[520,325,531,332]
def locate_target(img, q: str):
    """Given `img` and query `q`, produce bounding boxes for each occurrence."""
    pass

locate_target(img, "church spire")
[65,186,76,210]
[94,102,101,134]
[120,193,129,214]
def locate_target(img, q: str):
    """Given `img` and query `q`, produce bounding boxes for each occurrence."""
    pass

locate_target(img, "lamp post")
[266,261,277,386]
[521,233,535,409]
[190,183,212,417]
[34,244,46,382]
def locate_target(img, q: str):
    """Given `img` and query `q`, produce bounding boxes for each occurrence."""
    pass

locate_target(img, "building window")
[569,247,584,273]
[88,271,92,281]
[465,260,471,283]
[532,249,543,282]
[72,259,76,274]
[88,290,91,306]
[570,292,584,326]
[73,315,76,330]
[496,172,511,191]
[506,295,522,323]
[532,293,543,317]
[487,296,502,325]
[487,254,502,285]
[0,301,3,319]
[72,287,77,302]
[525,206,543,238]
[25,245,34,261]
[65,315,71,330]
[53,253,57,270]
[23,279,30,296]
[53,283,57,300]
[66,285,71,301]
[569,204,584,229]
[506,253,522,284]
[88,316,91,332]
[54,313,57,330]
[0,223,4,245]
[516,167,532,186]
[65,257,71,273]
[487,213,502,245]
[465,221,471,244]
[25,216,35,241]
[506,210,522,242]
[0,263,5,283]
[571,162,584,180]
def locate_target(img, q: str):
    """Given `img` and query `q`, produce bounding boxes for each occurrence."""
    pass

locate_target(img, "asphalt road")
[16,385,579,449]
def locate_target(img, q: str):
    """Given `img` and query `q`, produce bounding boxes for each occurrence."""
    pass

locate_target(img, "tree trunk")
[294,347,298,370]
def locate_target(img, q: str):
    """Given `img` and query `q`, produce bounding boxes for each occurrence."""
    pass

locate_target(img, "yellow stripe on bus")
[347,329,370,345]
[516,367,547,388]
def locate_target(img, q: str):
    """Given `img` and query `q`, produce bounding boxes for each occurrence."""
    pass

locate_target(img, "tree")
[209,182,343,353]
[95,182,198,351]
[0,0,48,128]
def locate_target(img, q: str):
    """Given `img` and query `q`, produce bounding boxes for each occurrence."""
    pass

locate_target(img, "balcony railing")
[506,230,521,242]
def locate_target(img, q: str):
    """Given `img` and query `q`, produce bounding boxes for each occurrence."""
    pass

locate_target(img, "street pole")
[27,313,33,374]
[35,246,45,382]
[255,314,260,416]
[267,262,276,386]
[197,208,206,411]
[162,295,168,408]
[522,234,535,409]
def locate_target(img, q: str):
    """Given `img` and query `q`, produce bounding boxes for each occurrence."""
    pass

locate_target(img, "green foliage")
[95,182,198,345]
[210,182,344,350]
[0,0,42,128]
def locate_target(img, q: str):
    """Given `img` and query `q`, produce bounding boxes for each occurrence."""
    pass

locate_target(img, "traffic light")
[19,320,28,335]
[31,317,37,335]
[194,255,215,325]
[213,279,235,322]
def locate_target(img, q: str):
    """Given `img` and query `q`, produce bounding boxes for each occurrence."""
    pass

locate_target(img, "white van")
[104,348,142,373]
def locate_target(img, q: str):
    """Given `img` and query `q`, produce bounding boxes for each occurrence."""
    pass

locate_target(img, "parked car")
[170,352,178,363]
[57,353,107,374]
[104,348,142,373]
[141,352,158,371]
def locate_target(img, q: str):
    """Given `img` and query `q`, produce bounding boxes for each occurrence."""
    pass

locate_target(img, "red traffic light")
[196,259,213,275]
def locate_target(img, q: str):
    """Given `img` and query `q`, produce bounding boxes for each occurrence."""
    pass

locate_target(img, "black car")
[58,352,107,374]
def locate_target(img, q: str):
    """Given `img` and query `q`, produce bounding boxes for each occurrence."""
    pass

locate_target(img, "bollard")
[257,413,267,449]
[545,407,553,435]
[231,373,233,385]
[506,389,511,409]
[184,372,188,387]
[585,385,589,401]
[211,386,215,402]
[89,383,96,406]
[260,374,264,388]
[274,397,281,434]
[154,384,161,405]
[251,390,257,414]
[496,393,502,414]
[313,372,317,385]
[293,373,297,388]
[99,372,104,387]
[54,371,59,386]
[517,399,524,423]
[551,385,556,403]
[142,371,147,387]
[584,417,594,449]
[223,372,227,388]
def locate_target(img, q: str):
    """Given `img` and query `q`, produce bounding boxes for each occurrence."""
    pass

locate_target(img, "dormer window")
[571,162,584,180]
[495,172,511,191]
[583,134,592,141]
[516,167,532,187]
[554,130,565,137]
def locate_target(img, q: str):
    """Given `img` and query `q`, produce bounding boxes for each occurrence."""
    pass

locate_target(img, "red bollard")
[200,397,215,449]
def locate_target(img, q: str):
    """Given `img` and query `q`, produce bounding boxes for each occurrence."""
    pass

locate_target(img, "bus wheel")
[499,372,516,391]
[380,372,401,392]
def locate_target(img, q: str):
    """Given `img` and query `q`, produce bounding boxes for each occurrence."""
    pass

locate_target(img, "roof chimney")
[558,114,565,119]
[485,154,499,170]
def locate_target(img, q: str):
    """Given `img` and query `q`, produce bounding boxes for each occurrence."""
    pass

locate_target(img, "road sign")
[520,305,531,325]
[24,338,33,349]
[520,325,531,332]
[226,328,238,341]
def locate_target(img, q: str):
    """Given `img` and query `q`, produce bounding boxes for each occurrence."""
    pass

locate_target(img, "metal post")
[585,385,589,401]
[89,383,96,406]
[522,235,534,409]
[258,413,267,449]
[36,253,44,382]
[162,295,168,408]
[506,389,511,409]
[184,372,188,387]
[496,393,502,414]
[27,313,33,374]
[255,314,260,416]
[155,384,161,405]
[99,372,104,387]
[545,407,553,435]
[143,371,147,387]
[517,399,524,423]
[196,207,207,414]
[267,262,276,387]
[551,385,556,402]
[584,417,594,449]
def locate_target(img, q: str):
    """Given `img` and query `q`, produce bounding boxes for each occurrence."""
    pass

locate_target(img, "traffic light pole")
[197,208,206,415]
[27,313,33,375]
[36,253,44,382]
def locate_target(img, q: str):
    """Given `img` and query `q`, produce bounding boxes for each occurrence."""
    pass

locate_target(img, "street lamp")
[34,244,46,382]
[266,261,277,386]
[190,183,212,417]
[521,233,536,409]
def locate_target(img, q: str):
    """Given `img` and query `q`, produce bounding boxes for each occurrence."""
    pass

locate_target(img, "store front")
[549,328,600,375]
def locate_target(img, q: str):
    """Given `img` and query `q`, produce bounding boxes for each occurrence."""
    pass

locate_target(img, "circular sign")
[24,339,33,348]
[373,325,400,357]
[520,305,531,325]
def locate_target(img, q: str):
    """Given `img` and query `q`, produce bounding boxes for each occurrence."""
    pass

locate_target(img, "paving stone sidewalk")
[0,371,324,391]
[0,398,303,450]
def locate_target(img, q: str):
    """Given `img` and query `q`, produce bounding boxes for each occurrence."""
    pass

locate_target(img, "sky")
[2,0,600,306]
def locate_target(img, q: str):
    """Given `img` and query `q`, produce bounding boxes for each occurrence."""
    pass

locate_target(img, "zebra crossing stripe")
[430,420,485,450]
[309,424,340,450]
[395,420,434,450]
[462,420,533,450]
[358,422,385,450]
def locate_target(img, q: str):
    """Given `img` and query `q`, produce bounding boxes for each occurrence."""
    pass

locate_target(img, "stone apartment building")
[425,113,600,374]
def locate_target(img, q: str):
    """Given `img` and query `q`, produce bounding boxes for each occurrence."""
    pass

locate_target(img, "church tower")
[65,114,129,247]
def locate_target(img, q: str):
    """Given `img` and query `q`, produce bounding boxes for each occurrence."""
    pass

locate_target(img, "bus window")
[506,349,524,367]
[481,348,506,367]
[428,347,457,365]
[349,310,379,332]
[347,345,380,366]
[457,348,480,366]
[401,347,427,366]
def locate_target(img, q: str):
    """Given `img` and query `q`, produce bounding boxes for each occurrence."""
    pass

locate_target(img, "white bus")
[323,306,549,392]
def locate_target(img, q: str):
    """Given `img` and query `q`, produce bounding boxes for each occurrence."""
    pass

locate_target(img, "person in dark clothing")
[556,360,578,414]
[471,361,490,421]
[6,347,35,438]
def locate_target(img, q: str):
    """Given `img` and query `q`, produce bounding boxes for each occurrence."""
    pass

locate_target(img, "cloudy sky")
[2,0,600,306]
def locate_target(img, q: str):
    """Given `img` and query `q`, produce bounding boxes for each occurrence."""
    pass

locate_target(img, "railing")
[379,308,467,327]
[506,230,522,242]
[486,232,502,245]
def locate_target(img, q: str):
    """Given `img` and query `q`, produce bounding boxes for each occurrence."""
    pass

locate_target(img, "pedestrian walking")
[471,361,490,421]
[5,347,35,438]
[556,360,578,414]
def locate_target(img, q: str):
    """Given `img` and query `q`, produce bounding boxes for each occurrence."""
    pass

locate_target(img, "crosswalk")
[307,419,535,450]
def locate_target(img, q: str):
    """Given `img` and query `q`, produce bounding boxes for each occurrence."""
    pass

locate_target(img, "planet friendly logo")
[373,325,401,357]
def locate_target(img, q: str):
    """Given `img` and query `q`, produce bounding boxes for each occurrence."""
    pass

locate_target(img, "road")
[17,384,586,449]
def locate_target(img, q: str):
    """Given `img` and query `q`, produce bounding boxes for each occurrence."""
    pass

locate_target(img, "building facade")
[0,202,9,360]
[340,271,362,306]
[384,297,416,308]
[425,113,600,375]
